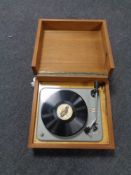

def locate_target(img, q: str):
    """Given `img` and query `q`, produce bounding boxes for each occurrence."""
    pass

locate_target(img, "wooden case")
[28,19,115,149]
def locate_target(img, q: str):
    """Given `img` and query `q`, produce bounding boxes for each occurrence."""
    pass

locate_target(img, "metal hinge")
[37,71,108,78]
[30,77,36,87]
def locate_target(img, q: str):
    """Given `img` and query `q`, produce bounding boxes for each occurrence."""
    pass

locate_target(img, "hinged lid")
[32,19,115,78]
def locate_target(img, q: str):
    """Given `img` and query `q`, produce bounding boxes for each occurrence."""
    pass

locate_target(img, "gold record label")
[56,104,73,121]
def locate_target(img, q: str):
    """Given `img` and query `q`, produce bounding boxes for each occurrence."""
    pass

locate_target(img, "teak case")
[28,19,115,149]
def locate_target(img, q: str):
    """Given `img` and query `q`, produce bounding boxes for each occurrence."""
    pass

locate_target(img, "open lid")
[32,19,115,78]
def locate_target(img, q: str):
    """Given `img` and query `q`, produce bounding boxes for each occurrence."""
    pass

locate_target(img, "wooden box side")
[105,81,115,149]
[100,21,115,75]
[41,18,103,30]
[31,19,44,74]
[28,78,39,148]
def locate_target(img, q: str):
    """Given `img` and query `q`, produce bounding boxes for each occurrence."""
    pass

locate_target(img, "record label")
[57,103,73,121]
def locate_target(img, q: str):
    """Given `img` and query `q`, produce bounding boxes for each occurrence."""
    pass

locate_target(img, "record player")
[28,19,115,149]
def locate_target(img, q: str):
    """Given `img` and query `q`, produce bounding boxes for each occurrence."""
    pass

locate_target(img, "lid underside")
[32,19,115,77]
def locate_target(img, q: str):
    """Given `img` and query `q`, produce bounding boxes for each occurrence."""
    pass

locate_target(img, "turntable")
[36,82,103,141]
[28,19,115,149]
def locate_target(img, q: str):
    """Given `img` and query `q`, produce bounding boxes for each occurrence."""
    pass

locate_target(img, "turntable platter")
[41,90,88,137]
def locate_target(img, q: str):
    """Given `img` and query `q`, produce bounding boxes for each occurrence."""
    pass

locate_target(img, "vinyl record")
[41,90,88,137]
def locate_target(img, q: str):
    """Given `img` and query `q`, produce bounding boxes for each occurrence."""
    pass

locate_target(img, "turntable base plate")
[35,83,104,142]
